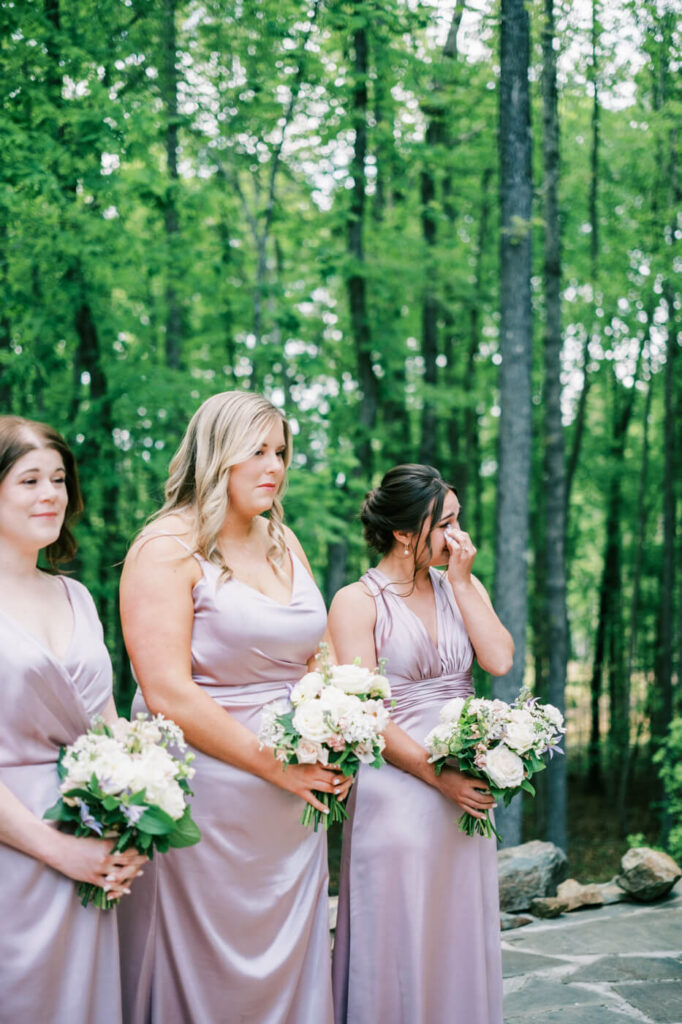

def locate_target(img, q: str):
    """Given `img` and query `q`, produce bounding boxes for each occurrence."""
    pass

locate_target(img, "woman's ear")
[392,529,412,551]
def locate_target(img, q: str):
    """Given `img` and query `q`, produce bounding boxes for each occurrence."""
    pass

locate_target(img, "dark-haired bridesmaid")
[0,416,145,1024]
[329,464,513,1024]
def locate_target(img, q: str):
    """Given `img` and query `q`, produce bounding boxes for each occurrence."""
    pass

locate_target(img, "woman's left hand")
[444,527,477,586]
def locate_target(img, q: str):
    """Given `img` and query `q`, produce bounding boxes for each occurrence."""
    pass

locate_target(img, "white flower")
[290,672,325,706]
[293,701,334,744]
[424,723,452,759]
[295,738,328,765]
[483,743,524,789]
[354,739,378,764]
[439,697,466,726]
[504,708,536,754]
[541,703,565,733]
[368,674,391,700]
[328,663,377,695]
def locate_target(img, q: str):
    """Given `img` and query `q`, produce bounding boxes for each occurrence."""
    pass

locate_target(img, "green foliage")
[654,718,682,863]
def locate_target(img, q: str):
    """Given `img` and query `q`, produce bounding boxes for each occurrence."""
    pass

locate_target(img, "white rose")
[295,738,328,765]
[328,664,376,695]
[318,687,358,717]
[483,743,525,789]
[439,697,466,726]
[504,709,536,754]
[293,701,333,743]
[290,672,325,706]
[368,674,391,700]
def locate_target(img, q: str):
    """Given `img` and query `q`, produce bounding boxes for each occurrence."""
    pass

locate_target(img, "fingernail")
[333,779,340,786]
[123,888,131,895]
[105,874,116,882]
[322,807,329,814]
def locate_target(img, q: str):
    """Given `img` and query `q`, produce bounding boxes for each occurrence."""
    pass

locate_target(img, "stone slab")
[567,955,682,984]
[612,981,682,1023]
[503,977,609,1019]
[505,1007,643,1024]
[502,906,682,957]
[502,950,570,978]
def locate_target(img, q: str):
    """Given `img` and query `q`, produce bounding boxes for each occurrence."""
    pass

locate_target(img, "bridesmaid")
[118,390,350,1024]
[329,464,513,1024]
[0,416,145,1024]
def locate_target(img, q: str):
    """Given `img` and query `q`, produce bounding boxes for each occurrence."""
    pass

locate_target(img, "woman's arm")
[444,528,514,676]
[328,580,495,820]
[0,781,145,897]
[120,533,348,813]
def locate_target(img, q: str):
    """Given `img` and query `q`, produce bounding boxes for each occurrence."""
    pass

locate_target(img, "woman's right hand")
[435,765,496,820]
[271,760,353,815]
[48,832,147,900]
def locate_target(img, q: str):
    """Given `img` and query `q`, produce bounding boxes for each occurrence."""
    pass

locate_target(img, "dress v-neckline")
[371,567,442,653]
[0,575,77,666]
[226,548,297,608]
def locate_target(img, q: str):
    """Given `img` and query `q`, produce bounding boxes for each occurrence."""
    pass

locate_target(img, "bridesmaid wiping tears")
[0,416,145,1024]
[118,390,350,1024]
[330,464,513,1024]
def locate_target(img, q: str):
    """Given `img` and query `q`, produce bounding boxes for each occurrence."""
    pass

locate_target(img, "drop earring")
[404,546,409,556]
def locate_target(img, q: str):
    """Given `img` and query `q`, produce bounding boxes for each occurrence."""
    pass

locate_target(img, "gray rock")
[497,840,568,912]
[556,877,604,911]
[594,878,628,905]
[500,911,533,931]
[530,896,568,918]
[617,847,682,902]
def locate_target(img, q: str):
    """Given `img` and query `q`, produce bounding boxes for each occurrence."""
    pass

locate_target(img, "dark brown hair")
[361,464,457,560]
[0,416,83,566]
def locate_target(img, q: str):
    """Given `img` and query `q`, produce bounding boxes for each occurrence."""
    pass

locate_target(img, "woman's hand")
[48,832,147,900]
[271,760,353,815]
[435,765,496,820]
[444,527,477,587]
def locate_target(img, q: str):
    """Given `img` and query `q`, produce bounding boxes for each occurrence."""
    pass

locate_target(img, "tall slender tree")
[541,0,567,852]
[493,0,534,846]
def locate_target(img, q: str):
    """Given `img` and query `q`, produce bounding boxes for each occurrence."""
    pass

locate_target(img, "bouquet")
[45,714,201,908]
[259,651,391,831]
[424,691,565,841]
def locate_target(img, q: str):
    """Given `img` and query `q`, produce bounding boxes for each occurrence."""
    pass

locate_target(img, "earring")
[404,546,410,556]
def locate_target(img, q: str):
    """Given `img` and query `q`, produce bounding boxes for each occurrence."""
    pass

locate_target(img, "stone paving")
[502,881,682,1023]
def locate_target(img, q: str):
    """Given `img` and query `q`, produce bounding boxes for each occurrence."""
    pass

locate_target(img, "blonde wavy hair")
[153,391,292,579]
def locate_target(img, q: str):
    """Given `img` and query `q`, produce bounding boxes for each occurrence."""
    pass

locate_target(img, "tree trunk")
[616,366,653,832]
[161,0,182,369]
[492,0,533,847]
[347,5,378,472]
[418,3,463,465]
[542,0,567,853]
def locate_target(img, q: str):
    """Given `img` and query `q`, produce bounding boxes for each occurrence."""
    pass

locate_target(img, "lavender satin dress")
[0,577,122,1024]
[332,568,503,1024]
[119,548,334,1024]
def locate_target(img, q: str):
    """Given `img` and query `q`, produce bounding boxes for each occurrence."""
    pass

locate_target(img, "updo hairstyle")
[361,464,456,558]
[0,415,83,566]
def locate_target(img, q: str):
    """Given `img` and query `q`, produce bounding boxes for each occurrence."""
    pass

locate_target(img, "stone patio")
[503,881,682,1023]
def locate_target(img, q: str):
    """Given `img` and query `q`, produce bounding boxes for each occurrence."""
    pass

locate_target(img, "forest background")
[1,0,680,876]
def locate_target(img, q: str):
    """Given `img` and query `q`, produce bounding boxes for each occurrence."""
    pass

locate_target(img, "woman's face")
[227,420,287,519]
[0,445,68,555]
[412,489,461,568]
